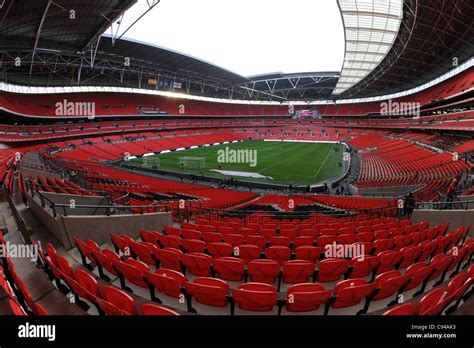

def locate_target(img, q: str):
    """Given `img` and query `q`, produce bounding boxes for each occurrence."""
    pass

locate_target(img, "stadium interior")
[0,0,472,326]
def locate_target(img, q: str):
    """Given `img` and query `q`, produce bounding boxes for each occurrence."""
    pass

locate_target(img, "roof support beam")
[29,0,53,78]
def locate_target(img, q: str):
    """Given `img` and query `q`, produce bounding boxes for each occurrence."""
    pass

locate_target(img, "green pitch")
[127,140,344,185]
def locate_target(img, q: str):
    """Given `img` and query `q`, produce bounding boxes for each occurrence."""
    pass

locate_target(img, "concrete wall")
[61,212,172,248]
[41,191,109,216]
[411,209,474,232]
[27,193,172,249]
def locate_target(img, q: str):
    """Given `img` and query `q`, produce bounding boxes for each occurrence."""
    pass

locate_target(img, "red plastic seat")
[376,250,403,274]
[316,258,349,282]
[418,287,447,315]
[404,263,434,291]
[202,232,223,243]
[398,246,421,269]
[152,247,182,271]
[185,277,230,307]
[265,246,291,265]
[246,235,267,248]
[232,283,278,312]
[234,244,262,263]
[223,234,245,247]
[213,257,245,281]
[75,269,101,298]
[182,253,212,277]
[285,283,331,312]
[56,255,75,279]
[247,259,280,283]
[9,299,27,316]
[207,242,233,258]
[331,279,376,309]
[140,229,160,244]
[110,234,133,253]
[349,255,380,278]
[99,285,136,315]
[143,268,186,299]
[293,236,314,247]
[181,239,207,253]
[90,249,120,277]
[140,303,180,316]
[282,260,315,284]
[130,241,158,265]
[269,236,291,247]
[113,259,149,289]
[295,246,322,262]
[280,228,297,241]
[181,229,202,240]
[372,270,409,301]
[383,303,416,315]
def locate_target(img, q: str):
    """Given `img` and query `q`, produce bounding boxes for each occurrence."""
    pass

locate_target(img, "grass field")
[127,140,343,185]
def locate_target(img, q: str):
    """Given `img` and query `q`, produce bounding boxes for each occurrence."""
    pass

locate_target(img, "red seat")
[280,228,297,241]
[234,244,262,263]
[232,283,278,312]
[293,236,314,247]
[418,287,447,315]
[152,247,183,272]
[182,253,212,277]
[265,246,291,265]
[110,234,133,253]
[185,277,230,308]
[100,285,136,315]
[316,258,349,282]
[398,246,421,269]
[143,268,186,299]
[213,257,245,281]
[247,259,280,283]
[140,229,160,244]
[246,235,267,248]
[9,299,27,316]
[282,260,315,284]
[90,249,120,278]
[295,246,322,262]
[181,239,207,253]
[383,303,416,315]
[331,279,376,309]
[376,250,403,274]
[372,270,409,301]
[349,255,380,279]
[181,229,202,240]
[207,242,233,258]
[140,303,179,316]
[202,232,223,243]
[356,232,374,242]
[130,241,158,265]
[404,263,434,291]
[113,258,149,289]
[56,255,75,279]
[75,269,101,298]
[223,234,245,247]
[269,236,291,247]
[285,283,331,313]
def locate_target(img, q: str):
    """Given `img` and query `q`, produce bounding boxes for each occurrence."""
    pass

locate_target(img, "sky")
[118,0,345,77]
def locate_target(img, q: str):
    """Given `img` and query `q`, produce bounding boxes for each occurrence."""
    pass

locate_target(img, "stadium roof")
[337,0,474,99]
[0,0,472,102]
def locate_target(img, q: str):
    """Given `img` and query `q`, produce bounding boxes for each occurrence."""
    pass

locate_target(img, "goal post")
[179,157,206,169]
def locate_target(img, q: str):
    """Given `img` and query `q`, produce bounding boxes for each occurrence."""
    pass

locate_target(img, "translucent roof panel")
[333,0,403,95]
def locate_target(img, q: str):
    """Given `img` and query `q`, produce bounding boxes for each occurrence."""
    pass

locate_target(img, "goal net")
[141,157,160,168]
[179,157,206,169]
